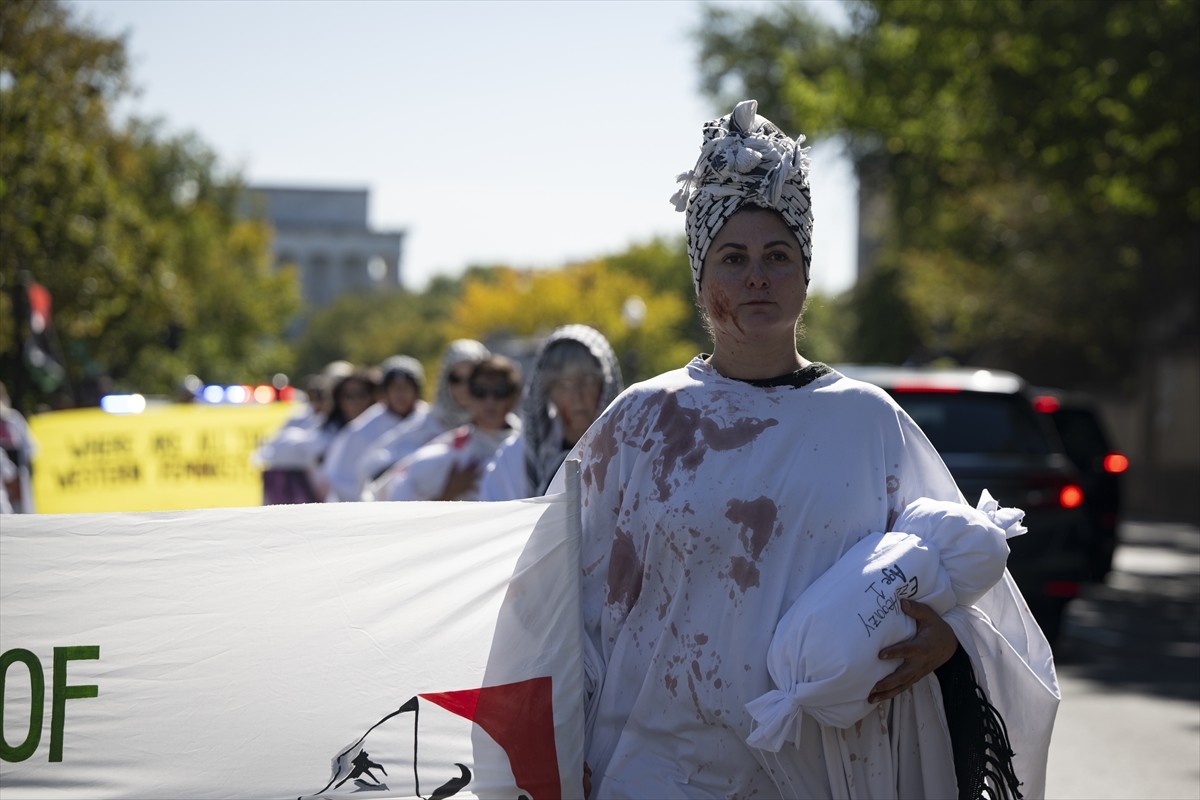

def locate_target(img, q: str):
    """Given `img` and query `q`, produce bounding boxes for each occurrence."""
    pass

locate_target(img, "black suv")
[836,364,1094,646]
[1031,387,1128,582]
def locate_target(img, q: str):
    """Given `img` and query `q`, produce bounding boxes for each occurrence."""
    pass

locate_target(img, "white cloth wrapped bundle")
[746,491,1026,751]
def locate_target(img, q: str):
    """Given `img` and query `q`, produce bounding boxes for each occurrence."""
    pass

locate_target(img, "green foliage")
[290,287,456,390]
[603,235,709,349]
[697,0,1199,389]
[290,239,715,389]
[449,259,697,383]
[798,290,853,365]
[1,0,298,410]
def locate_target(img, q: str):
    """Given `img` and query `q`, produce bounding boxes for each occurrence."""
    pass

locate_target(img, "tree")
[697,0,1199,390]
[0,0,298,411]
[448,259,696,384]
[290,285,457,382]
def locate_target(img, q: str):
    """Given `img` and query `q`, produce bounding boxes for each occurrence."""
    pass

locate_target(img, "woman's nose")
[746,257,770,286]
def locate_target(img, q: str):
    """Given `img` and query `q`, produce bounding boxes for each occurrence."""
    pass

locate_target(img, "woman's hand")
[437,460,481,501]
[868,598,958,704]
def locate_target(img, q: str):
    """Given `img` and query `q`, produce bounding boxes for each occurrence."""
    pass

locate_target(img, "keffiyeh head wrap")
[432,339,490,428]
[523,325,623,495]
[671,99,814,293]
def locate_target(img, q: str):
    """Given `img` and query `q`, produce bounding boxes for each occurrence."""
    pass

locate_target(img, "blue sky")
[73,0,857,295]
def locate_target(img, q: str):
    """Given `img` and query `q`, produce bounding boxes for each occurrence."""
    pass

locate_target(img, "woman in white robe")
[552,100,1058,799]
[479,324,623,501]
[319,355,429,502]
[358,340,490,492]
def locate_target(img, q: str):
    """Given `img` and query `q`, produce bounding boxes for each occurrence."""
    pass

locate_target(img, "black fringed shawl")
[935,644,1024,800]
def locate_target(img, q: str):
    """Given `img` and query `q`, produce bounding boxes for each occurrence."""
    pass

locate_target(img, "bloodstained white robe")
[551,358,1058,799]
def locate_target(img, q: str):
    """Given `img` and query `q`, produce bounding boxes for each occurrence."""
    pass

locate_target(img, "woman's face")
[698,208,807,348]
[549,367,604,447]
[467,373,519,432]
[446,361,476,409]
[336,378,374,422]
[384,375,419,418]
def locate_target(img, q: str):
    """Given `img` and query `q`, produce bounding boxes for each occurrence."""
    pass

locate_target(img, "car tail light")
[1032,395,1061,413]
[1103,453,1129,473]
[1043,580,1080,598]
[892,385,962,394]
[1059,484,1085,509]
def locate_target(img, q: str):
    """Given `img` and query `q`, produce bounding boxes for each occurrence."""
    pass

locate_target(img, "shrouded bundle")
[746,491,1026,751]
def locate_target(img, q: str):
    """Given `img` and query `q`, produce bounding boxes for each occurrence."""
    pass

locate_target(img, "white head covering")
[432,339,490,428]
[379,355,425,394]
[522,325,623,495]
[671,99,814,293]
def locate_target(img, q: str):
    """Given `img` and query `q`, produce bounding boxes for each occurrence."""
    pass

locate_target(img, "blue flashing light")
[100,394,147,414]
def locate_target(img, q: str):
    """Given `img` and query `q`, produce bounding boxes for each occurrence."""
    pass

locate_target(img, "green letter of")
[49,646,99,763]
[0,648,45,762]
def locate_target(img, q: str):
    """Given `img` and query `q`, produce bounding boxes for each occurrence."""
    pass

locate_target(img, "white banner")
[0,490,585,799]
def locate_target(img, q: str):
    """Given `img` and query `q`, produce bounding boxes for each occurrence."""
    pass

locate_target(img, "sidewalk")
[1046,520,1200,799]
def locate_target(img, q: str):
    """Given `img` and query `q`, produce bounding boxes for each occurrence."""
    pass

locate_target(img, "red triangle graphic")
[420,676,558,800]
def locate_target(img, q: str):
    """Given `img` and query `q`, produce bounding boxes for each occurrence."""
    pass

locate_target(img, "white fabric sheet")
[0,497,586,799]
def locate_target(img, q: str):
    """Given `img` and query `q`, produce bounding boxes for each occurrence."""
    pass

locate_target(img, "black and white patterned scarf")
[671,99,814,293]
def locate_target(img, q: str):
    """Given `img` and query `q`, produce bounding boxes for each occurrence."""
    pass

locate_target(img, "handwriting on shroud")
[857,564,920,637]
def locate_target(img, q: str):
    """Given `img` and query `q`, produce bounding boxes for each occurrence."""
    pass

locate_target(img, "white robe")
[358,411,450,486]
[319,401,430,502]
[551,358,1058,799]
[369,423,521,502]
[478,432,532,501]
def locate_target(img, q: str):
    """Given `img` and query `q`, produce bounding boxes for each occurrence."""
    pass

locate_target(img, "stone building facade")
[242,186,405,310]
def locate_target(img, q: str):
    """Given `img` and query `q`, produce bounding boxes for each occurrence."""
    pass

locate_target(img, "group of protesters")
[251,324,623,506]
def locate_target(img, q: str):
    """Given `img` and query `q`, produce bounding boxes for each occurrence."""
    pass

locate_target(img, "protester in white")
[358,340,490,490]
[251,361,352,470]
[319,356,428,502]
[0,381,37,513]
[0,449,17,514]
[367,355,521,502]
[251,363,371,504]
[479,325,623,501]
[550,100,1058,799]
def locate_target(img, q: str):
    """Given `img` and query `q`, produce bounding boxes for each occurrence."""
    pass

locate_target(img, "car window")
[887,391,1055,455]
[1049,408,1110,467]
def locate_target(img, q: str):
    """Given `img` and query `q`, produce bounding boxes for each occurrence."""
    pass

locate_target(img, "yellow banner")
[29,403,299,513]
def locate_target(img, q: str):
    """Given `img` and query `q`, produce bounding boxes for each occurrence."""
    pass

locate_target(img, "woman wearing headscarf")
[549,100,1058,798]
[319,355,428,502]
[358,339,491,497]
[479,324,623,501]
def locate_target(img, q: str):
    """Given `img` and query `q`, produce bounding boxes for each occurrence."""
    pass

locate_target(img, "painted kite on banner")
[0,483,586,799]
